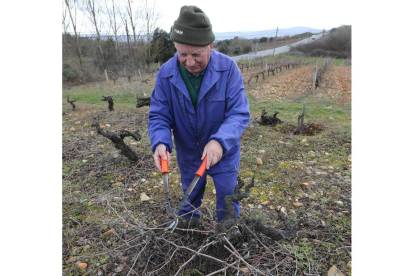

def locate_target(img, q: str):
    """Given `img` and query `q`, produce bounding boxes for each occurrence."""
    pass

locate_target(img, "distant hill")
[214,27,323,41]
[290,25,351,59]
[80,26,323,43]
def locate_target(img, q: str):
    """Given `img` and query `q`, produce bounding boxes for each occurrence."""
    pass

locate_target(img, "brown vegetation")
[62,58,352,275]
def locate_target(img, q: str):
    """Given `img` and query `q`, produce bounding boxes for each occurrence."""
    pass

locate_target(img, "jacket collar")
[166,50,230,103]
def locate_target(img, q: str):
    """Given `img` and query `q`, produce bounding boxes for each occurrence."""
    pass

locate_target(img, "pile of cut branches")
[63,171,303,275]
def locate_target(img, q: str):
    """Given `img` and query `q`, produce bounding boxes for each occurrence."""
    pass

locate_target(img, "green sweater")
[179,63,206,111]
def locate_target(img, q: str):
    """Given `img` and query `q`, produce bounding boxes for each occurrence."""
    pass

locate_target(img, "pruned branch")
[136,96,151,108]
[102,95,115,111]
[91,122,140,161]
[215,168,302,244]
[245,215,302,241]
[66,96,78,110]
[247,70,266,86]
[259,109,283,126]
[119,129,141,141]
[298,103,306,135]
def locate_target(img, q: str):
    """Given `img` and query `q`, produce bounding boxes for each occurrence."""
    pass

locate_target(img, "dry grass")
[62,59,352,275]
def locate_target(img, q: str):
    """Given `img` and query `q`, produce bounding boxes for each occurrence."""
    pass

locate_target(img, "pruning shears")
[161,153,207,233]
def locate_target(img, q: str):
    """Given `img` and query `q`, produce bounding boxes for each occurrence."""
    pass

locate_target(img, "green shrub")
[62,67,79,83]
[243,44,252,53]
[234,46,241,55]
[218,43,229,55]
[259,37,267,43]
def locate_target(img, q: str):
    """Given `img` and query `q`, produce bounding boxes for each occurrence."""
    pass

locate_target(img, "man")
[148,5,250,222]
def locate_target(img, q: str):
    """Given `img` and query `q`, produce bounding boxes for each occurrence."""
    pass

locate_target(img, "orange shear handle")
[161,152,169,174]
[195,157,207,177]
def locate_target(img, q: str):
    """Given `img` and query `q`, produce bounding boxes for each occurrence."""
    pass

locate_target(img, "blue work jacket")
[148,50,250,174]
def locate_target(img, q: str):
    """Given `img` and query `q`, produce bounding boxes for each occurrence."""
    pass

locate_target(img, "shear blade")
[165,218,178,233]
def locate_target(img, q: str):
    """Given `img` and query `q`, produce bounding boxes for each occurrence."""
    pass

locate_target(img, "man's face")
[175,42,213,75]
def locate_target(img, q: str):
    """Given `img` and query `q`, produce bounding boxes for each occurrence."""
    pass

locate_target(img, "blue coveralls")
[148,50,250,221]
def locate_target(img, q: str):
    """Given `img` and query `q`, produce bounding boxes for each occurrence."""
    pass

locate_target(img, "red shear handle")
[195,157,207,177]
[160,152,169,174]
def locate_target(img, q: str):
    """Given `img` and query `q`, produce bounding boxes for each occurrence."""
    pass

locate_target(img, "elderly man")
[148,5,250,223]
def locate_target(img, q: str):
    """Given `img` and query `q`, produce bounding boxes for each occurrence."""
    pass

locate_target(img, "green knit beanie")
[170,6,215,46]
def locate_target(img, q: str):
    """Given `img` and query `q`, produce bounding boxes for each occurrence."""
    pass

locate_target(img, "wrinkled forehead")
[175,43,209,55]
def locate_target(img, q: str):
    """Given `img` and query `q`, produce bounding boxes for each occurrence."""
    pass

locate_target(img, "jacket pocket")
[206,91,225,124]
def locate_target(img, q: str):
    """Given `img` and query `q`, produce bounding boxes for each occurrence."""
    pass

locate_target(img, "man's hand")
[153,144,170,171]
[201,140,223,169]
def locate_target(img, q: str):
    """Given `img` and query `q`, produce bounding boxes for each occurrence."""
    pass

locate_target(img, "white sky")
[70,0,352,35]
[155,0,351,33]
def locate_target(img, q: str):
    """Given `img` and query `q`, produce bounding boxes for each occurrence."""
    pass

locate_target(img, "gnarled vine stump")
[217,171,301,243]
[259,109,283,126]
[66,97,77,110]
[102,96,114,111]
[91,122,141,161]
[136,96,151,108]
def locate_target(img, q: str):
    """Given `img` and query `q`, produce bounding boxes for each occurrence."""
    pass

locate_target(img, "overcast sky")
[155,0,351,33]
[66,0,351,36]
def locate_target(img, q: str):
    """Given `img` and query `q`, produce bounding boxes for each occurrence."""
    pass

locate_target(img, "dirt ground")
[62,58,351,275]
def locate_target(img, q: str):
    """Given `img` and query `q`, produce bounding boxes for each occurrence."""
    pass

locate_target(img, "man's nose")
[186,56,195,66]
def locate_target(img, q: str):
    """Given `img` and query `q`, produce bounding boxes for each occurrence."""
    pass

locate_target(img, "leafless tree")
[103,0,124,50]
[62,0,70,60]
[64,0,85,73]
[62,0,70,33]
[83,0,104,58]
[106,70,119,83]
[139,0,160,65]
[125,0,139,52]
